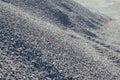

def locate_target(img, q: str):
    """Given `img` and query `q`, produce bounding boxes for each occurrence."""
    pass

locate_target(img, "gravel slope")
[0,0,120,80]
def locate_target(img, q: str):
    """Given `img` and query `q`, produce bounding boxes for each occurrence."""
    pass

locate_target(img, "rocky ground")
[0,0,120,80]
